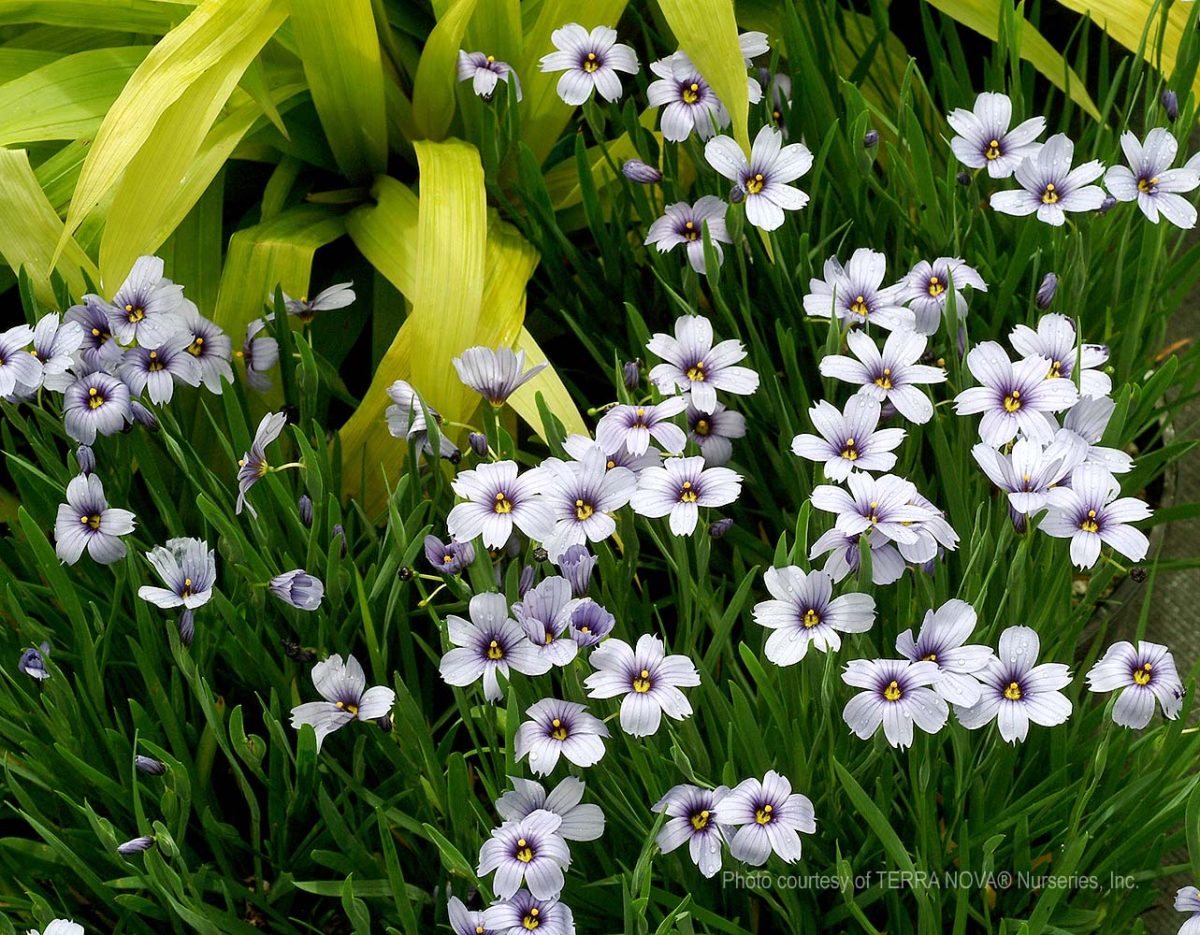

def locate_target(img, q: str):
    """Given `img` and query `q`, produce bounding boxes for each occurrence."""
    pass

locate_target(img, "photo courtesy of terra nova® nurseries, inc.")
[8,0,1200,933]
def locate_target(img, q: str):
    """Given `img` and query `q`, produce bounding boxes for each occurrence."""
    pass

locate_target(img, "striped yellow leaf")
[0,1,190,32]
[0,149,97,304]
[290,0,387,180]
[345,176,420,295]
[56,0,286,257]
[412,0,479,141]
[657,0,750,151]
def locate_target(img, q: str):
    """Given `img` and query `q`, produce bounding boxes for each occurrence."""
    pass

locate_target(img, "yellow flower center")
[682,82,700,104]
[334,700,360,716]
[1041,182,1059,205]
[80,513,102,530]
[486,54,495,63]
[1080,509,1099,534]
[1133,662,1152,686]
[633,668,652,693]
[522,908,540,930]
[927,275,945,297]
[124,303,145,323]
[494,491,513,514]
[683,219,699,241]
[1003,390,1022,412]
[582,51,599,73]
[985,139,1001,160]
[754,804,774,825]
[486,639,504,660]
[923,652,937,662]
[745,173,765,195]
[867,500,879,524]
[690,809,711,830]
[1137,176,1159,193]
[1047,360,1062,379]
[841,437,858,461]
[883,680,902,702]
[146,350,164,372]
[686,361,705,381]
[849,295,869,317]
[91,327,102,337]
[802,608,820,629]
[181,577,193,596]
[679,480,698,503]
[187,336,205,356]
[549,717,569,741]
[87,386,105,409]
[574,498,594,521]
[1004,681,1022,701]
[515,838,533,862]
[694,418,711,437]
[874,367,893,390]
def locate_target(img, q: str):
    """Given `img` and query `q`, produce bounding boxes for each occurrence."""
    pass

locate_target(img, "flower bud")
[468,432,489,457]
[863,129,878,148]
[297,494,313,528]
[76,445,96,474]
[135,755,166,776]
[1036,272,1058,309]
[708,517,734,539]
[622,360,641,392]
[621,159,662,184]
[1163,89,1179,122]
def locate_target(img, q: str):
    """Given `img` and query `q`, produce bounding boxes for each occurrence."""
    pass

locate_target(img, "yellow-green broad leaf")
[411,0,478,141]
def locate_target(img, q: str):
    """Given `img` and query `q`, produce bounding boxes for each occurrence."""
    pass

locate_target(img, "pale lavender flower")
[1105,128,1200,228]
[647,315,758,413]
[175,303,232,394]
[531,447,636,560]
[764,70,792,134]
[385,379,459,461]
[722,771,816,865]
[554,543,596,596]
[568,598,614,647]
[283,283,356,321]
[956,626,1072,743]
[539,23,638,106]
[18,642,50,681]
[497,776,605,842]
[1036,272,1058,309]
[819,329,946,425]
[448,896,495,935]
[898,257,988,335]
[1087,640,1183,728]
[803,248,915,332]
[630,455,742,535]
[65,298,123,372]
[645,197,731,274]
[947,91,1045,178]
[972,434,1086,529]
[752,566,875,665]
[0,324,39,397]
[584,633,699,736]
[454,346,547,406]
[842,658,948,748]
[954,341,1078,446]
[647,54,728,142]
[448,460,554,549]
[901,490,959,566]
[103,256,185,348]
[117,836,155,856]
[622,159,662,184]
[26,314,83,393]
[270,570,324,610]
[990,133,1106,225]
[810,473,936,547]
[705,125,812,231]
[240,317,278,392]
[895,600,993,707]
[135,754,166,775]
[54,473,135,565]
[515,698,608,774]
[61,371,128,444]
[289,653,395,752]
[1041,464,1151,568]
[235,411,287,516]
[595,398,687,457]
[513,576,579,668]
[484,891,574,935]
[790,396,905,481]
[128,396,159,430]
[652,783,731,878]
[1009,313,1111,398]
[424,534,474,574]
[1061,396,1132,473]
[478,809,569,900]
[562,433,662,474]
[27,920,83,935]
[137,538,215,610]
[440,592,551,702]
[686,398,745,466]
[458,50,521,101]
[1175,887,1200,935]
[119,336,202,405]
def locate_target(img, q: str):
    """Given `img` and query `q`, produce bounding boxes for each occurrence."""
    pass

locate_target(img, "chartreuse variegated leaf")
[0,47,148,146]
[923,0,1100,119]
[0,50,57,84]
[411,0,478,141]
[345,176,421,295]
[56,0,287,261]
[0,1,190,31]
[290,0,387,181]
[211,205,346,337]
[0,149,96,304]
[657,0,750,151]
[517,0,629,164]
[465,0,521,71]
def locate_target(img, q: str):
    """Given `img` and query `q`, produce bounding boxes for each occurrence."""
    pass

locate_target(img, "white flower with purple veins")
[457,50,521,101]
[288,653,395,753]
[66,299,123,372]
[811,473,937,547]
[722,771,816,865]
[63,371,131,444]
[901,491,959,565]
[645,197,731,275]
[27,921,83,935]
[385,379,458,461]
[595,397,688,456]
[630,455,742,535]
[513,576,580,668]
[1087,640,1183,729]
[1009,313,1111,398]
[137,538,216,610]
[954,341,1078,446]
[497,776,605,842]
[25,314,83,393]
[647,55,729,142]
[652,783,732,878]
[0,324,40,397]
[803,248,915,332]
[790,396,905,482]
[647,315,759,413]
[898,257,988,335]
[842,658,949,748]
[990,133,1106,225]
[119,337,202,405]
[705,125,813,231]
[539,23,638,106]
[100,255,185,348]
[477,809,570,900]
[584,634,700,736]
[563,432,662,474]
[957,626,1072,743]
[484,890,574,935]
[179,303,233,394]
[1060,395,1132,473]
[270,569,324,611]
[235,410,287,516]
[440,593,551,702]
[752,566,875,666]
[54,473,136,565]
[240,317,279,392]
[448,460,554,549]
[972,434,1086,526]
[810,528,906,586]
[1105,128,1200,228]
[686,398,745,466]
[947,91,1045,178]
[515,698,608,774]
[447,897,495,935]
[568,598,614,647]
[819,329,946,425]
[532,447,636,560]
[1041,463,1151,568]
[282,282,356,322]
[896,600,993,707]
[454,346,546,407]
